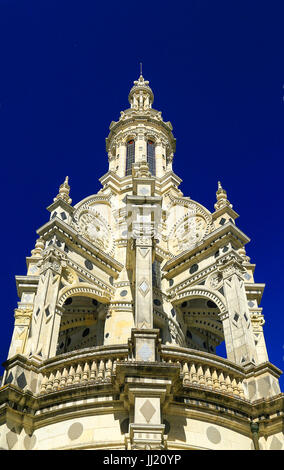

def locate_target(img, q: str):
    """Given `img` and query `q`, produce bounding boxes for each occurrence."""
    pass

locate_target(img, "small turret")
[128,74,154,110]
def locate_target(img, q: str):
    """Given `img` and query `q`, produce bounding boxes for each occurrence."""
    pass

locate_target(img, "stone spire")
[214,181,232,211]
[53,176,72,205]
[128,73,154,110]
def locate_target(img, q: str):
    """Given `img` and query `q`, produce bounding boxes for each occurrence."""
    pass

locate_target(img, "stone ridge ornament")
[0,71,282,451]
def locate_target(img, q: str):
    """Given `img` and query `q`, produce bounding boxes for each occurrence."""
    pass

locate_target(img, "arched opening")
[125,139,135,176]
[56,295,107,355]
[147,140,156,176]
[176,298,225,357]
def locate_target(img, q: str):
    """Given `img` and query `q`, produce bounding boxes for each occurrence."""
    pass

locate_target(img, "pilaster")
[219,256,259,366]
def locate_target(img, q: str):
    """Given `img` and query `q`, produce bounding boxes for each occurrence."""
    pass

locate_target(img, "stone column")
[117,141,127,178]
[126,168,162,362]
[136,134,147,164]
[155,139,165,178]
[134,235,153,329]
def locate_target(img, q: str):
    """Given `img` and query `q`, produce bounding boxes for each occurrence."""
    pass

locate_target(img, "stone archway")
[172,286,227,316]
[172,286,228,355]
[56,284,112,355]
[57,283,112,308]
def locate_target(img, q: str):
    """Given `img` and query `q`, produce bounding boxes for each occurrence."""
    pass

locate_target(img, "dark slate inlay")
[219,218,226,226]
[234,313,239,322]
[84,259,93,270]
[120,290,128,297]
[51,211,57,219]
[60,212,67,221]
[153,299,161,306]
[5,372,13,384]
[17,372,27,389]
[218,287,224,296]
[171,308,176,317]
[169,279,174,287]
[222,245,229,253]
[82,328,90,337]
[109,276,114,286]
[189,263,198,274]
[56,240,62,247]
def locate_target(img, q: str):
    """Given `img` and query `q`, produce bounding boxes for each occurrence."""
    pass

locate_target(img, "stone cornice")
[244,283,265,304]
[36,217,123,275]
[15,275,40,297]
[212,204,239,221]
[163,222,250,276]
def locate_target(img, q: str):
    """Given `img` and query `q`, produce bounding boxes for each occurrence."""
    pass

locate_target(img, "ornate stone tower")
[0,74,283,451]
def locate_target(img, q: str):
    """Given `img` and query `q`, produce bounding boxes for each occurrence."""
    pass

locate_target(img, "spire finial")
[128,68,154,109]
[54,176,72,204]
[214,180,232,210]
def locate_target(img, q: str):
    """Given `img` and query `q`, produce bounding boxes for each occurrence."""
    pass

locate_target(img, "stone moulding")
[57,284,112,307]
[37,217,123,276]
[172,286,227,314]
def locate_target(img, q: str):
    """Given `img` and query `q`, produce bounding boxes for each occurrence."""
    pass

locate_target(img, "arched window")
[125,140,135,176]
[147,140,156,176]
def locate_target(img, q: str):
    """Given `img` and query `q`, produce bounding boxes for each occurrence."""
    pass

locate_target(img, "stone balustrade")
[160,345,246,398]
[39,344,129,394]
[33,344,247,398]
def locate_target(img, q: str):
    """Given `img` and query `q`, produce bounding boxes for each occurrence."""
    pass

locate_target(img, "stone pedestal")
[131,328,160,362]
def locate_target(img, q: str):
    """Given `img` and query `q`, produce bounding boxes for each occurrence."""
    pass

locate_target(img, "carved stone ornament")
[61,267,78,286]
[168,212,209,255]
[251,313,265,329]
[77,210,114,254]
[207,272,223,290]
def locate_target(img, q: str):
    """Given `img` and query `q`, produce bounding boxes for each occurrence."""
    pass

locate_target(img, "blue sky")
[0,0,283,388]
